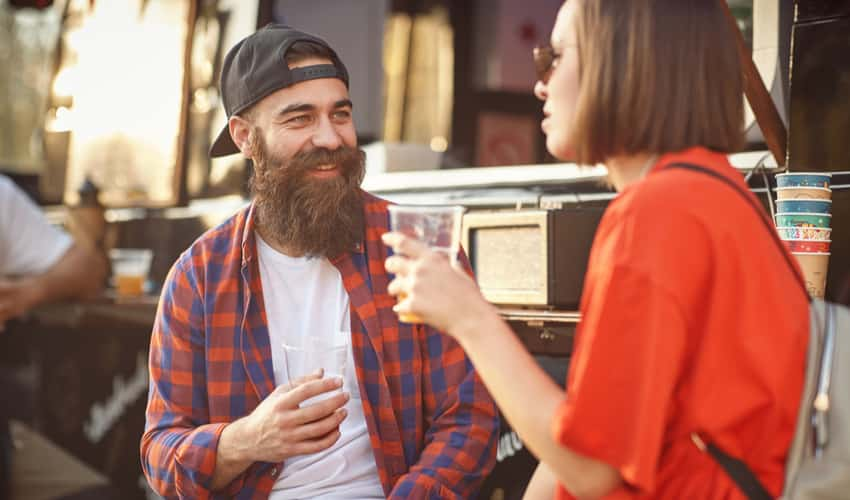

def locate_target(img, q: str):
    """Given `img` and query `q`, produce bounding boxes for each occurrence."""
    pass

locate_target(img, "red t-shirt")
[553,147,809,499]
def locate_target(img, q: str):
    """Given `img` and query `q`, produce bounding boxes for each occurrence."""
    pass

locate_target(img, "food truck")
[0,0,847,497]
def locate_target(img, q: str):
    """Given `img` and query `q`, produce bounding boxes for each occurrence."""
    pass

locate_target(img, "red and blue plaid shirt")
[141,192,498,499]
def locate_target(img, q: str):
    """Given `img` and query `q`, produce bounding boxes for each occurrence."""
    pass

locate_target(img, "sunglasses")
[533,44,562,83]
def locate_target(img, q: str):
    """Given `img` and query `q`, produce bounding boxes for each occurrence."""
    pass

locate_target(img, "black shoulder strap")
[664,162,808,500]
[704,441,774,500]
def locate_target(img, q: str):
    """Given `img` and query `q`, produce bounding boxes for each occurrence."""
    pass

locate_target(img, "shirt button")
[270,467,278,477]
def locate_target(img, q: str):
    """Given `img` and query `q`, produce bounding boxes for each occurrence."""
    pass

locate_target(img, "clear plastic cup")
[283,334,349,406]
[108,248,153,297]
[387,205,465,323]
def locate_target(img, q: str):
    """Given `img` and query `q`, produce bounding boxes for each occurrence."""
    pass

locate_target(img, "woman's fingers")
[381,232,428,258]
[384,255,410,276]
[392,290,413,314]
[383,232,461,328]
[386,276,406,296]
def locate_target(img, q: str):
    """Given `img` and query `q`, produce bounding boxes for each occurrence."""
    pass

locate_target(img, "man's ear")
[229,115,253,158]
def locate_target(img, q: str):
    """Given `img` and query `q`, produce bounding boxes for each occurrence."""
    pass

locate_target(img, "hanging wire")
[744,151,776,221]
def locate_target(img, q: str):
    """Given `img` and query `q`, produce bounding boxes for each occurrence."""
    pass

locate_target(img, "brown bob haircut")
[569,0,745,165]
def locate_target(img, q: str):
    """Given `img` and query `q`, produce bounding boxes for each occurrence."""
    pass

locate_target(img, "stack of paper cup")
[775,173,832,298]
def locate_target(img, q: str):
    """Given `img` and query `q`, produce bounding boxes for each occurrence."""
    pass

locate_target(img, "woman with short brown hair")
[383,0,809,498]
[563,0,744,165]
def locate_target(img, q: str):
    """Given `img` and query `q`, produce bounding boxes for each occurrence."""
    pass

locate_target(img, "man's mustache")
[285,146,363,177]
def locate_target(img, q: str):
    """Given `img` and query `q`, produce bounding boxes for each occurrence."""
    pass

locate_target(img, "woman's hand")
[382,232,496,340]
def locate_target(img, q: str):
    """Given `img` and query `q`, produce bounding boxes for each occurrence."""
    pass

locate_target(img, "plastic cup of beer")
[387,205,465,323]
[108,248,153,297]
[283,333,349,406]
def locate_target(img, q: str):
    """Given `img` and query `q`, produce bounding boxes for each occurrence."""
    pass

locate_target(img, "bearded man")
[140,25,497,500]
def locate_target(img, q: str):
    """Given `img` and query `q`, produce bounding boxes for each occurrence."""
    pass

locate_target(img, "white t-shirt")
[0,175,72,277]
[256,234,384,500]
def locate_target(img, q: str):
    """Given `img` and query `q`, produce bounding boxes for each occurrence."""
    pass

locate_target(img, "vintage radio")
[462,208,604,309]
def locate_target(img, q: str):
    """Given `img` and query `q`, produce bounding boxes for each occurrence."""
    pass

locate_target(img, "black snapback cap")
[209,24,350,157]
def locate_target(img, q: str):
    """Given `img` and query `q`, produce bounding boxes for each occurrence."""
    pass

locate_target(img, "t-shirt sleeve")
[0,176,73,277]
[552,265,690,495]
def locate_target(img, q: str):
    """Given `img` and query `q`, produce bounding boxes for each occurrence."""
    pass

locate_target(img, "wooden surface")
[26,293,158,329]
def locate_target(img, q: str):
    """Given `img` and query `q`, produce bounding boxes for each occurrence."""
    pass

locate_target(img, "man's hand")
[211,371,350,490]
[0,278,42,332]
[243,371,350,462]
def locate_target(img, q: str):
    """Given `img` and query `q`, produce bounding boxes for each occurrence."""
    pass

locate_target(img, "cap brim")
[209,123,240,157]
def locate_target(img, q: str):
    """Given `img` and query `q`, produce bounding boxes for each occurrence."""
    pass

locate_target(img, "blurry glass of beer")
[387,205,464,323]
[109,248,153,297]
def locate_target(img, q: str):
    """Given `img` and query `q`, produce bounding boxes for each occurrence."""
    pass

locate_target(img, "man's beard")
[248,129,365,259]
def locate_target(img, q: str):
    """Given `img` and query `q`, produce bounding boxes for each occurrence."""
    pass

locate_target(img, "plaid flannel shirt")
[141,191,498,499]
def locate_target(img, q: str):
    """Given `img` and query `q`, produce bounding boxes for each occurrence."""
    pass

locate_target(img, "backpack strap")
[663,162,812,500]
[700,439,774,500]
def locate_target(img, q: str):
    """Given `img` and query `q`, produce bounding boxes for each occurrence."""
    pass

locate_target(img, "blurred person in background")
[141,25,497,499]
[383,0,809,498]
[0,173,109,499]
[0,175,105,330]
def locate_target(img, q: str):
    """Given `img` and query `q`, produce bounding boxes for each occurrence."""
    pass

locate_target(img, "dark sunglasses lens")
[533,46,553,82]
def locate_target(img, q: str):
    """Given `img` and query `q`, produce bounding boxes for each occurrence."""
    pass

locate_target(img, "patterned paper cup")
[776,172,832,189]
[776,226,832,240]
[792,252,830,299]
[775,187,832,200]
[776,199,832,214]
[774,213,832,228]
[783,239,831,253]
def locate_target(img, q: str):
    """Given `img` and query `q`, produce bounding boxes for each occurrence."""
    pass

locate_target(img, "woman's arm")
[455,309,621,499]
[382,233,621,499]
[523,462,557,500]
